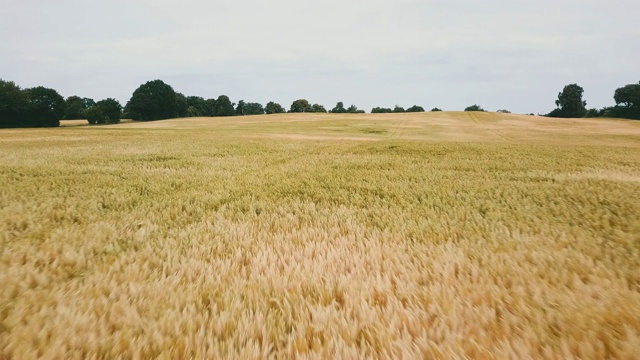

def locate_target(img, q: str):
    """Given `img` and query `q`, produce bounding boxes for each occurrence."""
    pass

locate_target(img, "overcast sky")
[1,0,639,114]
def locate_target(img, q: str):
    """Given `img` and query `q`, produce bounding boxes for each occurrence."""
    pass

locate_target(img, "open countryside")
[2,112,640,358]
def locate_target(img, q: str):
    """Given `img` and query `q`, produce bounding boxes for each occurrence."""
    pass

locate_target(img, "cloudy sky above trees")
[2,0,638,114]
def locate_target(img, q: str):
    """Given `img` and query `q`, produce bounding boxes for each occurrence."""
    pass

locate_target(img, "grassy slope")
[2,112,640,358]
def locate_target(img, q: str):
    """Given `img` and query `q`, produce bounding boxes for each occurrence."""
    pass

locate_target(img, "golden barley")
[1,112,639,358]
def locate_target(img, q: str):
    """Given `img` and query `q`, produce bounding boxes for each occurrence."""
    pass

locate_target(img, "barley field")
[1,112,640,358]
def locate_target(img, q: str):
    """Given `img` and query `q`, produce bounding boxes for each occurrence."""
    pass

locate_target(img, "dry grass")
[1,112,640,358]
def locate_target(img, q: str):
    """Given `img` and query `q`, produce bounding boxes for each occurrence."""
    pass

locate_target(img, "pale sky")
[1,0,639,114]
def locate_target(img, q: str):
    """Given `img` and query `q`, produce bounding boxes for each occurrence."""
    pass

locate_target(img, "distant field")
[2,112,640,358]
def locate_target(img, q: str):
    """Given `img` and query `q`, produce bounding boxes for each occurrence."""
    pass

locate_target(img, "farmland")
[1,112,640,358]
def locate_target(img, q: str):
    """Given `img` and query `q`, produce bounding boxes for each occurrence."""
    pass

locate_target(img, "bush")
[346,105,361,113]
[584,108,600,118]
[85,106,106,125]
[86,98,122,124]
[406,105,425,112]
[464,104,485,112]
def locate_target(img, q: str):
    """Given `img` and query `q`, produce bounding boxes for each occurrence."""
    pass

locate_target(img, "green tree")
[65,97,97,120]
[204,99,217,117]
[82,97,96,109]
[186,106,200,117]
[64,96,91,120]
[371,107,392,113]
[175,93,188,118]
[613,81,640,119]
[214,95,235,117]
[235,100,246,115]
[85,106,106,125]
[546,108,562,118]
[497,109,511,113]
[186,96,207,117]
[310,103,327,113]
[0,79,31,128]
[614,82,640,108]
[464,104,485,112]
[265,101,285,114]
[96,98,122,124]
[406,105,425,112]
[431,108,442,112]
[86,98,122,124]
[393,105,405,113]
[584,108,600,118]
[125,80,178,121]
[290,99,311,113]
[346,104,362,113]
[244,102,265,115]
[331,102,347,113]
[551,83,587,118]
[24,86,65,127]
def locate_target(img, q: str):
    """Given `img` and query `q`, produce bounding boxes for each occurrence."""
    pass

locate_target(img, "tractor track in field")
[389,116,409,140]
[233,120,412,193]
[467,111,513,142]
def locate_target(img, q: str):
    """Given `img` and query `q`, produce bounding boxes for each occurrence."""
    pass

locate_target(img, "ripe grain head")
[1,113,639,358]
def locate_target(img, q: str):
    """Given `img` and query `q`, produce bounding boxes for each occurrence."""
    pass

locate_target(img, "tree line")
[546,82,640,120]
[2,78,639,128]
[0,80,123,128]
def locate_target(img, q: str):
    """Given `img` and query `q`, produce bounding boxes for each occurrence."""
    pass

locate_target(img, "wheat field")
[1,112,640,358]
